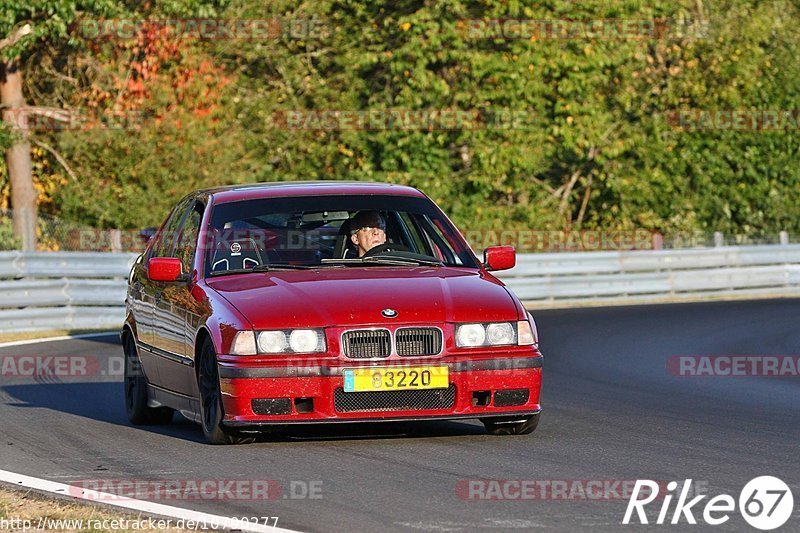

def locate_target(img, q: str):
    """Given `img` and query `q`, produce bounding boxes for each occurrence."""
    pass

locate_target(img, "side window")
[414,214,461,265]
[175,202,204,274]
[151,198,193,259]
[398,212,428,255]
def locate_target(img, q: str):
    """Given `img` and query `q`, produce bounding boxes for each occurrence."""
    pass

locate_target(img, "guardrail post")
[780,231,789,245]
[713,232,724,247]
[110,229,122,253]
[652,233,663,250]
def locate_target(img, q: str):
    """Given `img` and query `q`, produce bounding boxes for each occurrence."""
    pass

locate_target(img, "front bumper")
[217,355,542,426]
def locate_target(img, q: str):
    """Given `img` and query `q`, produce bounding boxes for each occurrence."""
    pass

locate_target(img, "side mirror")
[484,245,516,271]
[148,257,184,282]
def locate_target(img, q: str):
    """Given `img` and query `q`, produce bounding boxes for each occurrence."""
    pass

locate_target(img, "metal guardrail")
[0,252,138,333]
[497,245,800,305]
[1,246,799,333]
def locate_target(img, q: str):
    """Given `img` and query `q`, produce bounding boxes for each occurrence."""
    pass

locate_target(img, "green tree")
[6,0,800,245]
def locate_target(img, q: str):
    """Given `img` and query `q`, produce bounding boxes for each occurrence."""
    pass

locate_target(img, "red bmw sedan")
[122,182,543,444]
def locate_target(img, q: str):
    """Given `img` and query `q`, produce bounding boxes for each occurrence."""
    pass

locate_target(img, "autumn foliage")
[1,0,799,243]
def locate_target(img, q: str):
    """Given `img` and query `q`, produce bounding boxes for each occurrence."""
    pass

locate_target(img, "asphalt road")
[1,298,799,532]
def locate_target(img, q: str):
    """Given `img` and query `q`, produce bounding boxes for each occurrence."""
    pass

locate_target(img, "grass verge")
[0,486,196,532]
[0,330,115,344]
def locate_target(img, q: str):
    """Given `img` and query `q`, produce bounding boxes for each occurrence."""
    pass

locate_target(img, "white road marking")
[0,469,301,533]
[0,332,118,349]
[0,334,305,531]
[397,519,550,530]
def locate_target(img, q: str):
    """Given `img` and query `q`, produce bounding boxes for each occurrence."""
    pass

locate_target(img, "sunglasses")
[356,224,385,233]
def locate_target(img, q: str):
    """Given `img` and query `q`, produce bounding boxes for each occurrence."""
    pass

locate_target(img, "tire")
[197,338,254,445]
[123,334,173,425]
[482,413,540,436]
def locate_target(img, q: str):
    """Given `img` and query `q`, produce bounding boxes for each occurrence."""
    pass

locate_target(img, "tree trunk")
[1,59,37,251]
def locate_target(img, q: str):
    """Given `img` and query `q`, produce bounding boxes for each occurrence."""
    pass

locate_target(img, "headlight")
[456,324,486,347]
[289,329,321,352]
[456,322,533,348]
[486,322,515,345]
[232,329,326,355]
[256,329,326,354]
[258,331,287,353]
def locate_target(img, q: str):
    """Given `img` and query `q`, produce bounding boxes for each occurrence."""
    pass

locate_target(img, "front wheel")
[482,413,540,436]
[123,334,173,425]
[197,338,254,445]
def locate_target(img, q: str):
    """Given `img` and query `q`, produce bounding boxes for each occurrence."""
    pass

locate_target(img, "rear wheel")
[197,338,254,445]
[124,334,173,425]
[482,413,540,436]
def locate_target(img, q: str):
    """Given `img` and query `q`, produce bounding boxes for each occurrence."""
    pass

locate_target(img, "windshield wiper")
[363,255,443,267]
[208,263,317,277]
[252,263,317,271]
[322,256,443,267]
[319,255,443,267]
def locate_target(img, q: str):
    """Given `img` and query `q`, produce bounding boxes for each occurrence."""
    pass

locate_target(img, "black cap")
[349,211,386,235]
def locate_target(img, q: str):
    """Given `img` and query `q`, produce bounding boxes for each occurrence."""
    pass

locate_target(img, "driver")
[349,210,387,257]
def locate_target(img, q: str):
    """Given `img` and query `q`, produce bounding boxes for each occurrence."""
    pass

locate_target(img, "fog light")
[494,389,530,407]
[251,398,291,415]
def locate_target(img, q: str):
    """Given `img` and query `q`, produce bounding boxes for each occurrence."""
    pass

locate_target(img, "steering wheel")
[362,242,412,258]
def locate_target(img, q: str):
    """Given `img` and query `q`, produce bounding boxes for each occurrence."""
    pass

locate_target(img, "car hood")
[205,267,519,329]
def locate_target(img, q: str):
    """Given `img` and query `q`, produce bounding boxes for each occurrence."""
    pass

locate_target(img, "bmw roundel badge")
[381,308,398,318]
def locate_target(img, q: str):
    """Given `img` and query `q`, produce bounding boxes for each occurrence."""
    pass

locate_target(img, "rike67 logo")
[623,477,793,530]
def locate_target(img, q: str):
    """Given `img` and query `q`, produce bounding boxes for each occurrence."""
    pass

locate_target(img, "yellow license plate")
[343,366,449,392]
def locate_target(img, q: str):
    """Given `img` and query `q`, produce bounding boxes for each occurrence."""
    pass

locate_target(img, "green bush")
[7,0,800,237]
[0,215,21,250]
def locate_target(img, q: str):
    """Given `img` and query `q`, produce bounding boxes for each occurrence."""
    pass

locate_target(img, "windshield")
[203,194,479,276]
